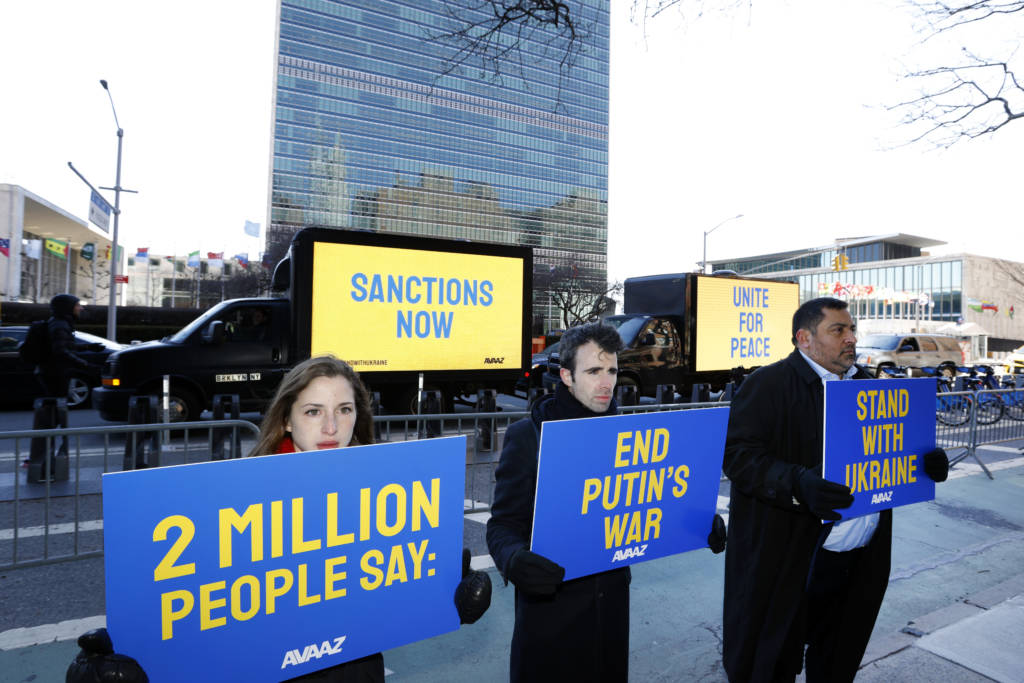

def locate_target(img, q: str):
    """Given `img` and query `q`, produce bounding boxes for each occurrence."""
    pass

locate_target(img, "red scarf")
[276,436,297,454]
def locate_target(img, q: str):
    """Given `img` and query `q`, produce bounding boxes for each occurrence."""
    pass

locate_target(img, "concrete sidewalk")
[854,574,1024,683]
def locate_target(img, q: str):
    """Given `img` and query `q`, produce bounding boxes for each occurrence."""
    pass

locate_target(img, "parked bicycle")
[973,365,1024,422]
[918,366,972,427]
[959,365,1005,425]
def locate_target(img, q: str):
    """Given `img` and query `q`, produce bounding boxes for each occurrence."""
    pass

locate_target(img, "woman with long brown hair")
[68,356,490,683]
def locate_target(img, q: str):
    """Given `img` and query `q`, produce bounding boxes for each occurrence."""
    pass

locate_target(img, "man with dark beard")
[722,297,948,683]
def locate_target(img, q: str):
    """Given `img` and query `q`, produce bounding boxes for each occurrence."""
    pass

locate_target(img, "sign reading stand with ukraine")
[823,377,936,520]
[530,409,729,581]
[103,437,466,682]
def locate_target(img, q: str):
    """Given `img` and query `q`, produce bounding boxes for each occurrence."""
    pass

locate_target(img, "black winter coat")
[41,295,94,378]
[722,351,892,683]
[487,386,631,682]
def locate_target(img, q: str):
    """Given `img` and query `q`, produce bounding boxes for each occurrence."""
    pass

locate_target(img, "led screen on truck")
[695,276,798,372]
[310,242,525,372]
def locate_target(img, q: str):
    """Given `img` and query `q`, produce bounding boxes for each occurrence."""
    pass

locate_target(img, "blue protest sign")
[103,436,465,682]
[823,378,936,519]
[530,409,728,581]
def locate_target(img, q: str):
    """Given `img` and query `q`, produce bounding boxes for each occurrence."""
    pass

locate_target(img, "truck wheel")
[616,375,639,391]
[876,364,894,378]
[397,387,446,415]
[66,375,92,409]
[167,387,202,422]
[939,363,957,379]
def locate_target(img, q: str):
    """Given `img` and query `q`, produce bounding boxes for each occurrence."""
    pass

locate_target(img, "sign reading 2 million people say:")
[823,377,937,519]
[103,437,465,682]
[530,409,728,581]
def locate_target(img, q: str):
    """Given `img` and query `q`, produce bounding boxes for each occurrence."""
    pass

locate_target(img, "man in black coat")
[721,297,949,683]
[37,294,100,400]
[487,322,629,682]
[488,322,727,682]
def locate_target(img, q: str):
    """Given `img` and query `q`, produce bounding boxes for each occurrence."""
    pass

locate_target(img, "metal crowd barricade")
[7,383,1024,571]
[0,419,260,570]
[953,386,1024,478]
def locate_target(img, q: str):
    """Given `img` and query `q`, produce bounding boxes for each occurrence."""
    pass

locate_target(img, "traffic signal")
[832,253,850,271]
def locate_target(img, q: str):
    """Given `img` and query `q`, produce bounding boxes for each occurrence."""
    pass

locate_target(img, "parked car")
[517,340,561,393]
[998,345,1024,375]
[856,333,963,377]
[0,326,123,409]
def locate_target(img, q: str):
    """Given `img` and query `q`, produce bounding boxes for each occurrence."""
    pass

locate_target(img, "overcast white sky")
[2,1,1021,279]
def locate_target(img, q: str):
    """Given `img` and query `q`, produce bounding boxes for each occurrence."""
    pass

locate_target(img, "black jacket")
[42,294,94,376]
[721,350,891,683]
[487,385,630,683]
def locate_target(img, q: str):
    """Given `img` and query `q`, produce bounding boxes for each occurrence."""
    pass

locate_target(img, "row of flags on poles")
[134,249,259,270]
[2,222,266,266]
[8,238,119,262]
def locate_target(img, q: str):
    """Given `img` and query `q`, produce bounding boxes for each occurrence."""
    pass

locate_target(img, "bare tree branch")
[889,54,1024,147]
[427,0,591,109]
[536,262,620,328]
[909,0,1024,36]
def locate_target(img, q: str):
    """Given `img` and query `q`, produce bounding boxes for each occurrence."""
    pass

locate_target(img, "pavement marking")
[0,519,103,541]
[948,456,1024,480]
[0,615,106,650]
[977,444,1024,454]
[465,511,490,524]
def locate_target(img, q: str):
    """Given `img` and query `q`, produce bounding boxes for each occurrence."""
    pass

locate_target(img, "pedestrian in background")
[36,294,101,400]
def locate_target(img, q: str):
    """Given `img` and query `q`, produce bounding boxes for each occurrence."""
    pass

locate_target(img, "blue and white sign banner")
[103,437,466,682]
[530,409,728,581]
[823,378,936,519]
[89,190,111,233]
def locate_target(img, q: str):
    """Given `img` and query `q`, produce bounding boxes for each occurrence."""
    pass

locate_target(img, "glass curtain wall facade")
[270,0,610,332]
[798,259,964,322]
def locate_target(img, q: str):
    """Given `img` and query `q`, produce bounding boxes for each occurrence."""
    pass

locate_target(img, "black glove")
[795,466,854,521]
[455,547,492,624]
[707,514,726,554]
[66,628,149,683]
[924,447,949,482]
[506,548,565,597]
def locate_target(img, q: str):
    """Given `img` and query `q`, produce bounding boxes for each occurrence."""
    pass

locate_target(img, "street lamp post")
[701,213,744,274]
[100,79,127,342]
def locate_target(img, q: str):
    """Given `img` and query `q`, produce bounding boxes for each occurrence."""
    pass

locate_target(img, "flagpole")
[36,251,43,302]
[171,253,177,308]
[65,237,71,292]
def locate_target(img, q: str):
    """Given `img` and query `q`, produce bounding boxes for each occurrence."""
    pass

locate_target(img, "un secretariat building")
[268,0,610,332]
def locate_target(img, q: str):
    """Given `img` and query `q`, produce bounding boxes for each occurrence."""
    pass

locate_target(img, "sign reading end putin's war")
[310,242,524,372]
[531,409,728,581]
[694,276,798,372]
[823,378,936,519]
[102,438,465,682]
